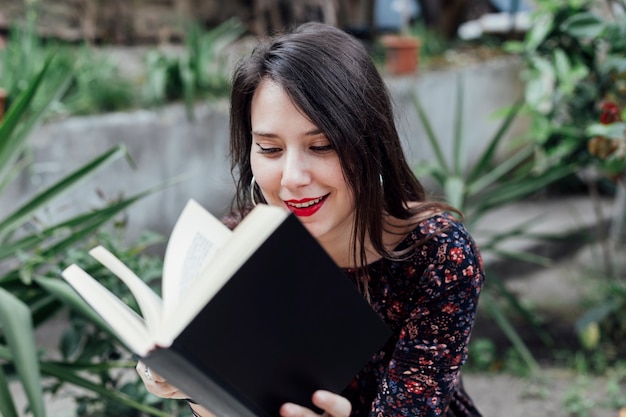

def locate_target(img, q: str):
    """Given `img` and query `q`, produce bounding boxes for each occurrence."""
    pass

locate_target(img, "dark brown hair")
[229,22,455,291]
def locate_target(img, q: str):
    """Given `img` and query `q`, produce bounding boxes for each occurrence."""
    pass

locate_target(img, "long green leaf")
[467,98,524,183]
[5,68,72,173]
[466,145,535,196]
[473,165,576,214]
[40,177,179,258]
[0,55,50,146]
[0,347,170,417]
[444,176,465,212]
[1,177,178,285]
[0,193,156,285]
[0,288,46,417]
[481,291,540,372]
[560,11,606,39]
[0,191,148,262]
[0,364,20,417]
[0,144,129,239]
[35,277,114,334]
[487,272,554,348]
[0,346,133,373]
[0,56,52,188]
[0,54,71,192]
[452,74,464,176]
[38,362,171,417]
[525,12,554,52]
[411,91,449,171]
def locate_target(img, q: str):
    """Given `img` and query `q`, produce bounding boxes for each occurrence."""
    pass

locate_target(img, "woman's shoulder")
[396,209,484,286]
[414,211,467,239]
[386,205,479,267]
[392,202,469,245]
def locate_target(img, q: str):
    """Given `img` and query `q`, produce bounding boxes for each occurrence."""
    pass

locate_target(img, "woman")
[138,21,484,417]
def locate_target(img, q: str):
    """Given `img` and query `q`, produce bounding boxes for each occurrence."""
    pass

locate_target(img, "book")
[61,199,391,417]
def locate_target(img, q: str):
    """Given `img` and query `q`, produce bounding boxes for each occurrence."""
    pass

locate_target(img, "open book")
[61,199,391,417]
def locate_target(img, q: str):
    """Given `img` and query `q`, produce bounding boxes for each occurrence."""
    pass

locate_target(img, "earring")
[379,173,383,186]
[249,176,258,207]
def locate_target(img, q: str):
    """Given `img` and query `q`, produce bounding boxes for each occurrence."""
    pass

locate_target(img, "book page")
[161,199,232,324]
[61,265,155,356]
[88,246,163,338]
[158,204,288,346]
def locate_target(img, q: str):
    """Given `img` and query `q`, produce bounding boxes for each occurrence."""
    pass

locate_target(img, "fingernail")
[315,390,329,403]
[281,403,295,416]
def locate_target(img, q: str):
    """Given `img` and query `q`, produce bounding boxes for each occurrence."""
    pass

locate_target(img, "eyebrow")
[251,128,324,138]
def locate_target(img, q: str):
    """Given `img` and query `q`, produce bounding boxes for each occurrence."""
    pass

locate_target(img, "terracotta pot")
[380,35,421,76]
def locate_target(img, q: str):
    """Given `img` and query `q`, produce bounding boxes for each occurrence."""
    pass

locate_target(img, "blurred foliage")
[412,75,576,373]
[0,8,244,120]
[503,0,626,366]
[0,46,176,417]
[0,8,134,118]
[40,230,193,417]
[142,18,245,120]
[504,0,626,180]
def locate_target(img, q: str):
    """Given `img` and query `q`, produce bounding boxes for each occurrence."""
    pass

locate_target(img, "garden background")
[0,0,625,416]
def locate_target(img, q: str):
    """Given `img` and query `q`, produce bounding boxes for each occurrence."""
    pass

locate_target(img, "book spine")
[143,348,260,417]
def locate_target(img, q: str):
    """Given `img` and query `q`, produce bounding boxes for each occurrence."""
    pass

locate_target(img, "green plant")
[0,5,138,120]
[39,230,193,417]
[604,366,626,410]
[503,0,626,370]
[562,376,596,417]
[575,275,626,363]
[0,57,170,417]
[409,21,449,61]
[466,338,498,372]
[0,9,71,119]
[60,45,137,116]
[504,0,626,176]
[142,18,245,120]
[504,0,626,234]
[411,75,578,373]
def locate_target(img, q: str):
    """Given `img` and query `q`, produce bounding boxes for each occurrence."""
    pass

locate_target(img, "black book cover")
[144,214,391,416]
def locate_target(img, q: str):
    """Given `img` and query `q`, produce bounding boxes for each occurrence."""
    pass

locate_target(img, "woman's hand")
[280,390,351,417]
[136,361,188,400]
[137,363,349,417]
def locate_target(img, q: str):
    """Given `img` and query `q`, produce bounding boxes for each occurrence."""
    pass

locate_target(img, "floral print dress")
[341,213,484,416]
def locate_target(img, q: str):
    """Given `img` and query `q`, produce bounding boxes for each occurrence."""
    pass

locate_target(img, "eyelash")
[256,145,281,154]
[310,145,333,153]
[255,144,333,154]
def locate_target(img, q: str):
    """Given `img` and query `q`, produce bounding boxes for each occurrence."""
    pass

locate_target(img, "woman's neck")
[317,231,356,269]
[317,227,383,269]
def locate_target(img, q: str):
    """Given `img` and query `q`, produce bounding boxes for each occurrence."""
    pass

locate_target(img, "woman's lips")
[284,194,329,217]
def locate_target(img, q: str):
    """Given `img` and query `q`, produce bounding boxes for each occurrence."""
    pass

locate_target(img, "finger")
[279,402,318,417]
[312,390,351,417]
[135,362,187,399]
[136,361,165,383]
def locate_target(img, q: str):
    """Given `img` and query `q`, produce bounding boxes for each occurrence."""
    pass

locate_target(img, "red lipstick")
[284,195,328,217]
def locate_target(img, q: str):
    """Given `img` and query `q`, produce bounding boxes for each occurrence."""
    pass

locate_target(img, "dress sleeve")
[369,221,485,416]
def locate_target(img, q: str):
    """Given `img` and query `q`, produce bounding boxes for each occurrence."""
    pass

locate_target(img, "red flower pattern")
[342,213,484,416]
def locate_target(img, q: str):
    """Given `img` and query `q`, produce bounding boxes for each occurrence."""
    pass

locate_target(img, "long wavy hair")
[229,22,456,293]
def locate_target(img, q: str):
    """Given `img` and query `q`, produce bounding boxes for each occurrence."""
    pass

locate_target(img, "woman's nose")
[280,152,311,189]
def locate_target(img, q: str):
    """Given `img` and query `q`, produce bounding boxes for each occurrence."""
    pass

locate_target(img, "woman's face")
[250,79,355,244]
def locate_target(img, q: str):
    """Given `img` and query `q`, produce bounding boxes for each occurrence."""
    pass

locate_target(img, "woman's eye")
[310,144,333,153]
[256,144,281,154]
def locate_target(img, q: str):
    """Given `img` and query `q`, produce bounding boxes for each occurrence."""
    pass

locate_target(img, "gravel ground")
[464,370,625,417]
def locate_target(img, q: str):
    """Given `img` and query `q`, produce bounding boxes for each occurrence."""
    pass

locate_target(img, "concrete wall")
[0,56,527,245]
